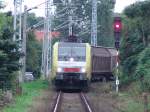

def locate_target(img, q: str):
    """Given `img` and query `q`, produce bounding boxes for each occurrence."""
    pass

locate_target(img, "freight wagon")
[91,46,117,81]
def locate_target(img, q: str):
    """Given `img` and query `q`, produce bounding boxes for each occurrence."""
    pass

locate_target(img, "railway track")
[51,91,94,112]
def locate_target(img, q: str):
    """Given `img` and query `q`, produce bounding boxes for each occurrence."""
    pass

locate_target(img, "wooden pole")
[143,93,148,112]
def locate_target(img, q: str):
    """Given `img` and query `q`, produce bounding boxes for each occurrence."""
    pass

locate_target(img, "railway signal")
[114,17,122,49]
[114,17,122,33]
[113,16,122,93]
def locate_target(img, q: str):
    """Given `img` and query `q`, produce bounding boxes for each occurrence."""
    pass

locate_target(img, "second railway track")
[51,91,94,112]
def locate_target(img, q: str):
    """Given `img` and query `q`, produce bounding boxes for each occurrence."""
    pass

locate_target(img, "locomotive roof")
[58,42,86,47]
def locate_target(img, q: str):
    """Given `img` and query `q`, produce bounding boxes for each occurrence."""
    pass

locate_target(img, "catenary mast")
[91,0,97,46]
[42,0,53,78]
[13,0,23,82]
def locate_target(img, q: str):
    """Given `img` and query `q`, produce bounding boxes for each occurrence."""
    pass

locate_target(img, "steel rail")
[51,91,62,112]
[51,92,94,112]
[80,92,94,112]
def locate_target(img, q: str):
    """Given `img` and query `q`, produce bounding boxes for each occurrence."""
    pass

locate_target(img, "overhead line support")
[42,0,53,78]
[91,0,97,46]
[13,0,23,82]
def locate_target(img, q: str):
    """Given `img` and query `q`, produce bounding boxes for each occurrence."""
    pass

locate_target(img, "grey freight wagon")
[91,46,117,81]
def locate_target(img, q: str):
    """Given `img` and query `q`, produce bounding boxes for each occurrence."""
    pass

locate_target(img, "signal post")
[113,16,122,93]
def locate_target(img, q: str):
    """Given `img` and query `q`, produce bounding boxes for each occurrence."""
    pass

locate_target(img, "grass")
[117,92,144,112]
[2,80,49,112]
[117,81,150,112]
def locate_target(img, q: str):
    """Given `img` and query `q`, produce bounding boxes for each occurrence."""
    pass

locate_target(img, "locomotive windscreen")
[58,43,86,61]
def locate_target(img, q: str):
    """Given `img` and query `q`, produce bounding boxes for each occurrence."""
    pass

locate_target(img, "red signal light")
[114,17,122,32]
[114,17,122,49]
[115,23,120,28]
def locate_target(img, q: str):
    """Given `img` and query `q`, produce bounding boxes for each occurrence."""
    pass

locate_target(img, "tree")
[0,12,21,90]
[135,47,150,91]
[124,0,150,46]
[0,13,7,31]
[26,31,42,79]
[120,0,150,88]
[25,13,43,78]
[0,28,20,89]
[27,13,44,30]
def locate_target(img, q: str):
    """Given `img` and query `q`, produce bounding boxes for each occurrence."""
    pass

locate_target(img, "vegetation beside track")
[117,82,150,112]
[116,92,144,112]
[2,80,49,112]
[120,0,150,92]
[88,82,150,112]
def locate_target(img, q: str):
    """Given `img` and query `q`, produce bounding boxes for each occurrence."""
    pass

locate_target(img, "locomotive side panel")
[86,43,91,79]
[52,42,58,79]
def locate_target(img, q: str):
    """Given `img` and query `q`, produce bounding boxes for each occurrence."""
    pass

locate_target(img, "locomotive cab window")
[58,43,86,61]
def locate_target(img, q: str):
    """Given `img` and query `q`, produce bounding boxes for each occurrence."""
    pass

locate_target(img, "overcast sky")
[1,0,141,17]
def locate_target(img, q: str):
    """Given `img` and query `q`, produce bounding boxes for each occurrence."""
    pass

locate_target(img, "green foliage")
[97,0,114,46]
[0,12,13,31]
[27,13,44,29]
[0,13,6,31]
[0,28,20,71]
[124,0,150,46]
[120,17,144,83]
[2,80,48,112]
[26,31,42,78]
[0,12,20,90]
[119,94,144,112]
[0,28,20,90]
[25,13,43,78]
[124,0,150,18]
[135,48,150,91]
[120,0,150,92]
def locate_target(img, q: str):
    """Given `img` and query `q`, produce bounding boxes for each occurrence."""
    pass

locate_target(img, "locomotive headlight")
[81,68,86,73]
[70,57,74,62]
[57,67,62,72]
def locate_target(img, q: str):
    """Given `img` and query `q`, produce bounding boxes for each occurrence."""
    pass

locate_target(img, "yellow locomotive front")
[52,42,91,90]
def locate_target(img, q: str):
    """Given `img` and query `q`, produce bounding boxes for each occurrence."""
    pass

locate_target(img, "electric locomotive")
[51,41,91,90]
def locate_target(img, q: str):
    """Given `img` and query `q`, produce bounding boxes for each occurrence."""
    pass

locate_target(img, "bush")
[2,80,48,112]
[135,47,150,92]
